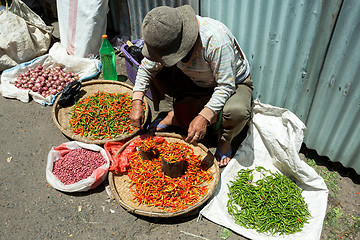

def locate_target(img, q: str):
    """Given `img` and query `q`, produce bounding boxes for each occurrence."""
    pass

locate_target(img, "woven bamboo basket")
[52,80,149,144]
[108,132,220,218]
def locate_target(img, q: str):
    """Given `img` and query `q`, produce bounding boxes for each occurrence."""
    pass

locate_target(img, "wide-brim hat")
[141,5,198,67]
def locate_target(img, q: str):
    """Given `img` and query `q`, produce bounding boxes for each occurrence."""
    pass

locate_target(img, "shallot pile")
[14,65,79,97]
[52,148,106,185]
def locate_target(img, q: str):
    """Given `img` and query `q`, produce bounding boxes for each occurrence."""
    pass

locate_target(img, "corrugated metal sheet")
[108,0,131,37]
[305,0,360,174]
[117,0,360,174]
[200,0,360,174]
[127,0,199,40]
[200,0,342,121]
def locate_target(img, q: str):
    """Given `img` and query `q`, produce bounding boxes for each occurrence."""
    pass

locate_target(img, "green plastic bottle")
[99,35,118,80]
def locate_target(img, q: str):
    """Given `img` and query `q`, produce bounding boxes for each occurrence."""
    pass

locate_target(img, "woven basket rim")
[51,79,149,145]
[108,132,220,218]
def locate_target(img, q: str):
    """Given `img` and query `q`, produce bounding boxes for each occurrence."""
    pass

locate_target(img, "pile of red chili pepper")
[69,91,142,140]
[125,136,214,212]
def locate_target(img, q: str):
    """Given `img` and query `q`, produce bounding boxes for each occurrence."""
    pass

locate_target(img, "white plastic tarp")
[0,42,100,105]
[200,100,329,240]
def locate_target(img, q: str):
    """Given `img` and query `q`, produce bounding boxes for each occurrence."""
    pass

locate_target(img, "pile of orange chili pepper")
[159,141,187,164]
[69,91,141,140]
[126,136,214,212]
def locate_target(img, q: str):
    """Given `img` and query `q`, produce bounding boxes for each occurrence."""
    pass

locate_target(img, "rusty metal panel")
[127,0,199,40]
[305,0,360,174]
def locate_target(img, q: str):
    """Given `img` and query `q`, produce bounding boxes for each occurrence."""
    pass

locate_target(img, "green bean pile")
[227,167,311,235]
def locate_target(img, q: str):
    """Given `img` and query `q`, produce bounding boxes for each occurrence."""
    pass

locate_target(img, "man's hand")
[185,115,209,144]
[130,100,144,128]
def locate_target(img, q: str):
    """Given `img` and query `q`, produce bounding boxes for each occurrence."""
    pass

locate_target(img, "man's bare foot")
[215,140,232,167]
[156,111,179,131]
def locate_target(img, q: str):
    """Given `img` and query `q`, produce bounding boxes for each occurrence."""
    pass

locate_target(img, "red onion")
[14,64,78,97]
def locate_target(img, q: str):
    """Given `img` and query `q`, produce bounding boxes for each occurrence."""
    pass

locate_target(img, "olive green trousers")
[149,66,253,142]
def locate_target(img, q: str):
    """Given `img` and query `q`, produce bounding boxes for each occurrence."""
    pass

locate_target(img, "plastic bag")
[107,140,135,173]
[200,100,329,240]
[104,141,126,171]
[0,0,53,71]
[107,135,166,173]
[109,35,129,52]
[0,42,100,105]
[46,141,110,192]
[57,81,82,107]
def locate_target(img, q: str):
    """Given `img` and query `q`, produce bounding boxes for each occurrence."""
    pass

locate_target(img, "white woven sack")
[0,0,53,71]
[56,0,109,57]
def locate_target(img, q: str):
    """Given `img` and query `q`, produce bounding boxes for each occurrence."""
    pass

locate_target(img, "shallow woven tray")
[108,132,220,218]
[52,80,149,144]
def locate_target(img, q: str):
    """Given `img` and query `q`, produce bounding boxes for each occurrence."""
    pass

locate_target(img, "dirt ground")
[1,20,359,240]
[0,55,244,240]
[1,53,359,240]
